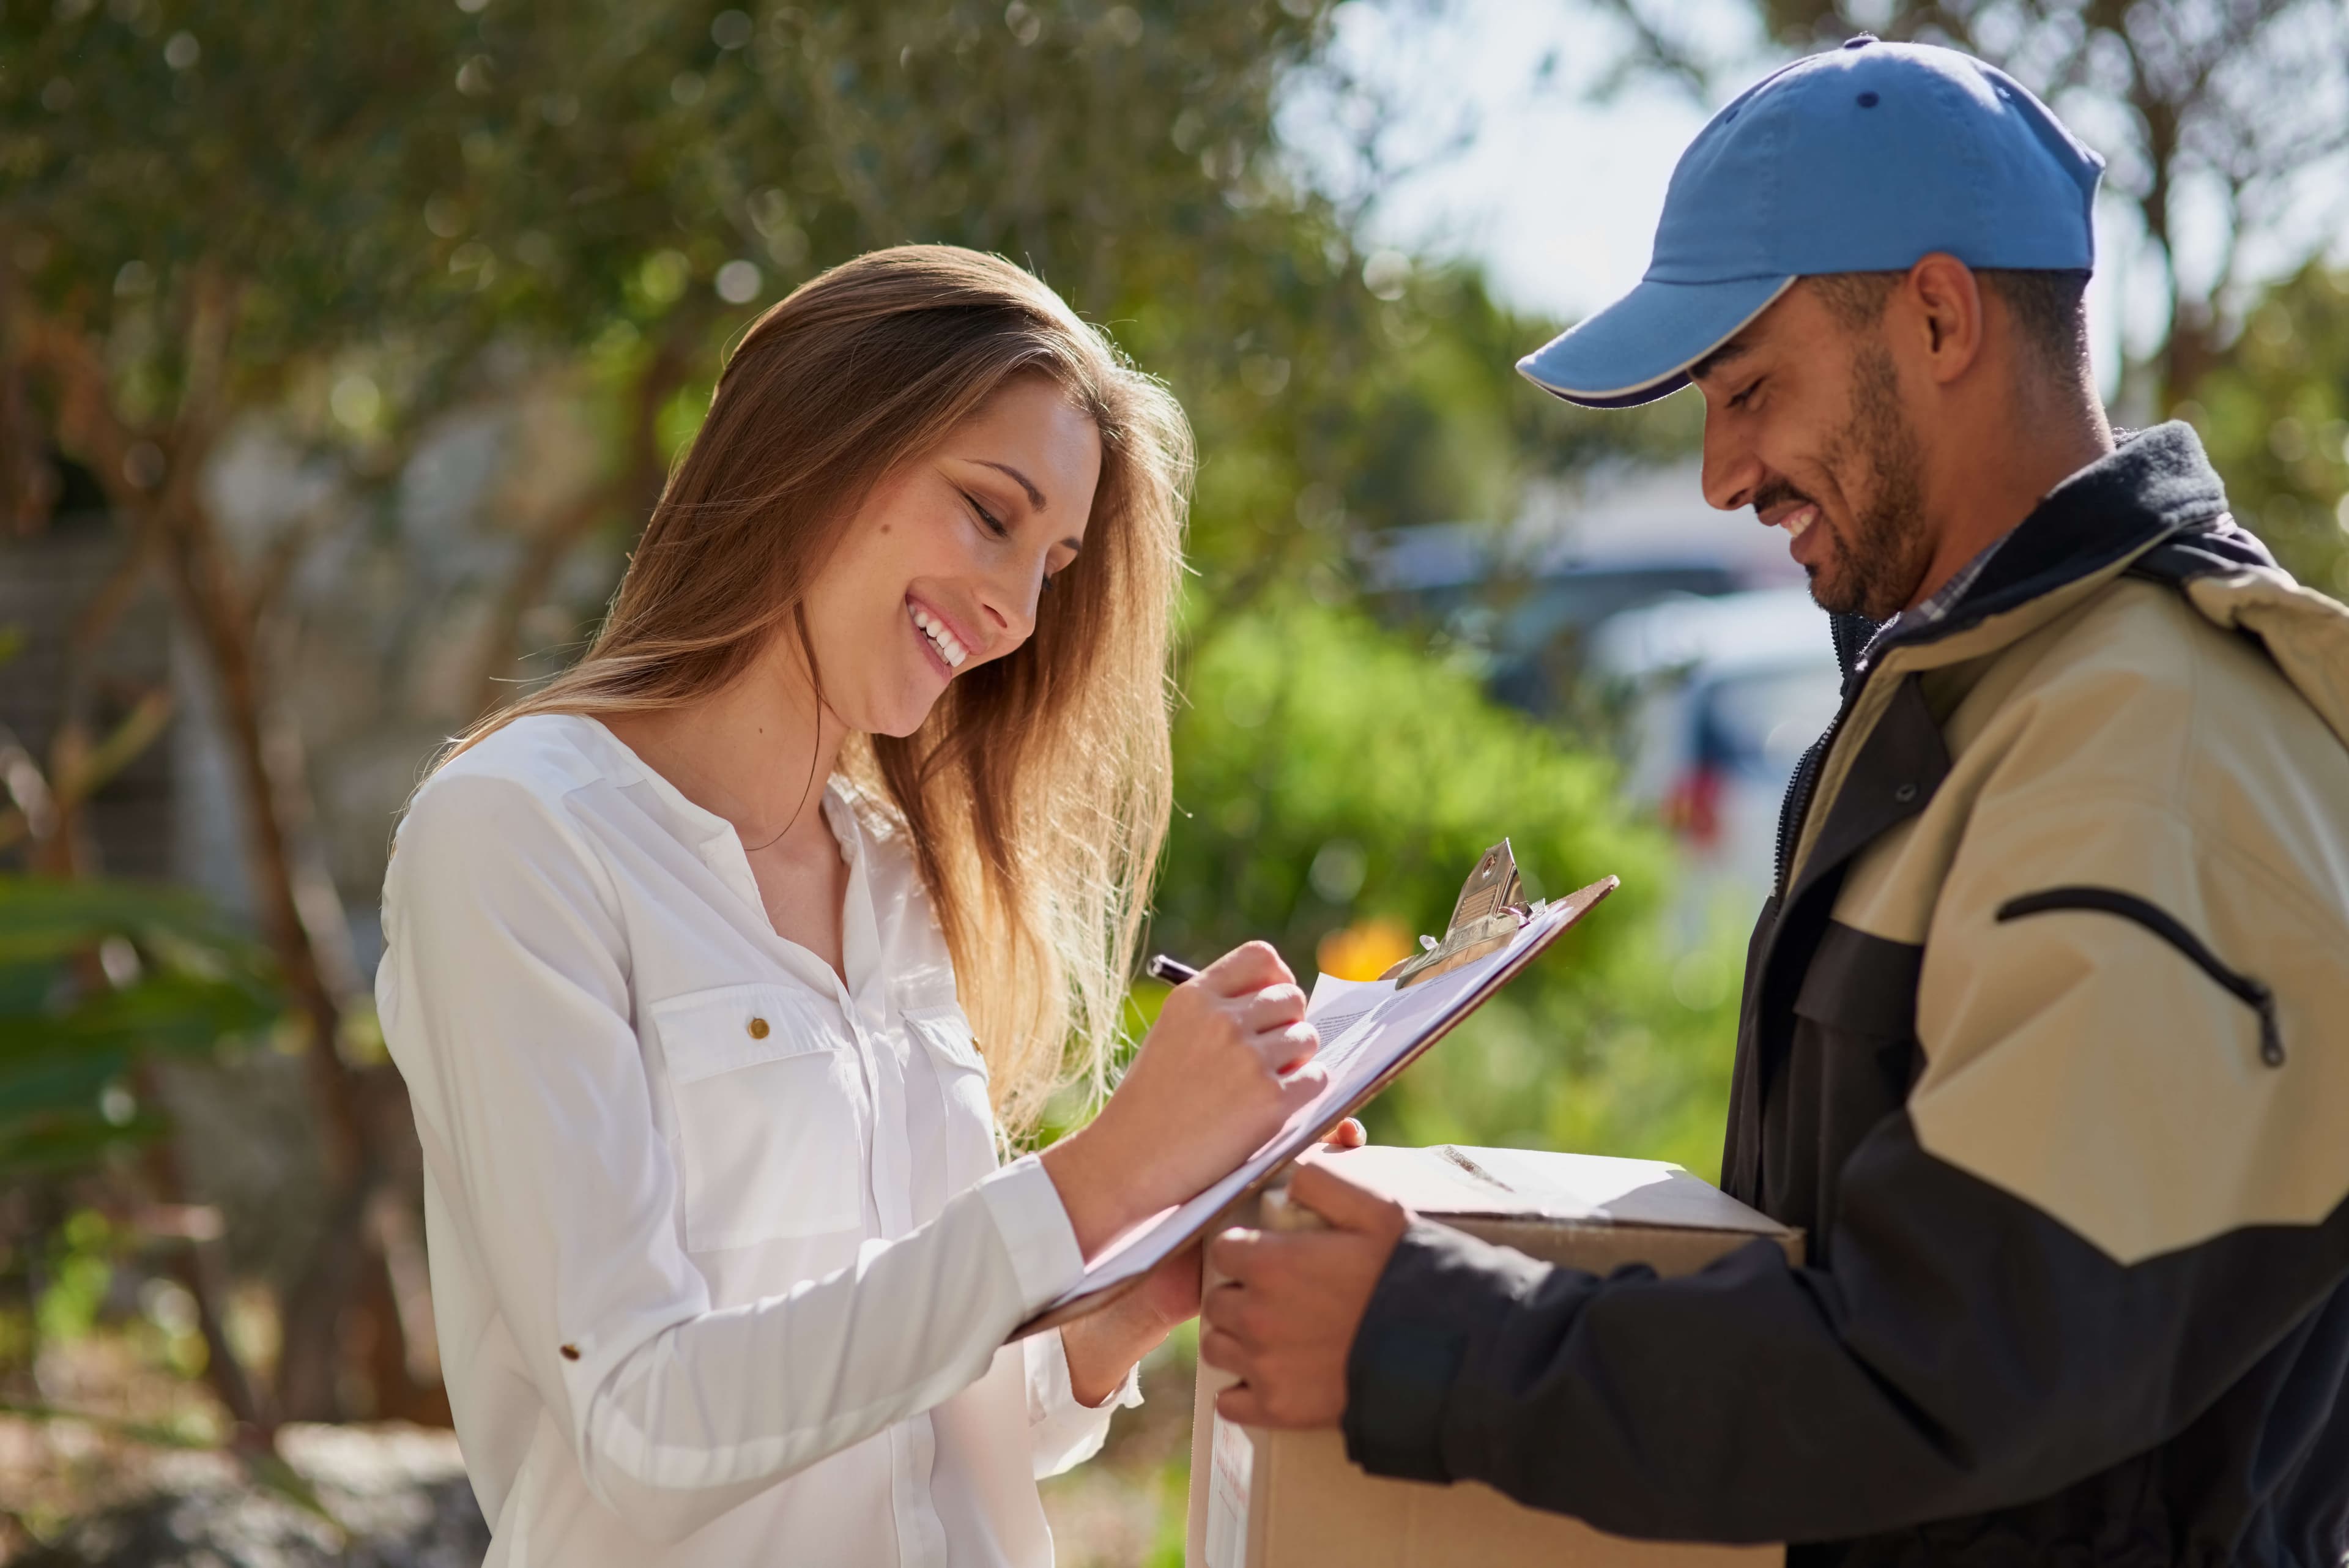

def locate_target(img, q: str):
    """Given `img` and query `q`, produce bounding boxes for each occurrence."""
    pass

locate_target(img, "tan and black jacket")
[1343,425,2349,1566]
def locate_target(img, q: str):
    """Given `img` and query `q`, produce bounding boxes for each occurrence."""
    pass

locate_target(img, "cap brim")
[1518,276,1795,408]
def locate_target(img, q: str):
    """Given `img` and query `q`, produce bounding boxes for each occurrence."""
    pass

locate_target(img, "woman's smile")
[907,595,971,674]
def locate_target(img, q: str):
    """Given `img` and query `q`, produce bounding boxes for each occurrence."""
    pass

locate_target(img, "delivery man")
[1200,38,2349,1566]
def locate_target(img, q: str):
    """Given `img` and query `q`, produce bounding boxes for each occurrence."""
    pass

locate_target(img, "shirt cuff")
[976,1153,1087,1317]
[1030,1325,1146,1420]
[1093,1358,1146,1413]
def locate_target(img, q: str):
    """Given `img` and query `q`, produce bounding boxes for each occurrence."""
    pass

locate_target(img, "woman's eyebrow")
[972,459,1047,511]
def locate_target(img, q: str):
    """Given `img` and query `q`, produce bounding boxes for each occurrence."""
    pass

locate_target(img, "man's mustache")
[1751,477,1819,519]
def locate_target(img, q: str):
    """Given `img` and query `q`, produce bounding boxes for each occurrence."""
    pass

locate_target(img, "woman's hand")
[1058,1118,1367,1406]
[1059,1242,1201,1406]
[1041,942,1326,1259]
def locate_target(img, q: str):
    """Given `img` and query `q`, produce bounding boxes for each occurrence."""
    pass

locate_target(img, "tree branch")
[468,336,692,717]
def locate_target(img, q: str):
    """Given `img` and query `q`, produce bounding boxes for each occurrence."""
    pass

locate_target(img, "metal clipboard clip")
[1380,838,1537,990]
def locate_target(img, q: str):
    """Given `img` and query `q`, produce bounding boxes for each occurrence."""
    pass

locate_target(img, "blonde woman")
[379,246,1338,1566]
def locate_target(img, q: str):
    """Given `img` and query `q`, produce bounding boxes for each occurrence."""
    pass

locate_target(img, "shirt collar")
[570,715,885,1017]
[1858,528,2013,669]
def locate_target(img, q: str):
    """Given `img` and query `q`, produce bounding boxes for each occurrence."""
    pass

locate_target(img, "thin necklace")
[740,706,829,856]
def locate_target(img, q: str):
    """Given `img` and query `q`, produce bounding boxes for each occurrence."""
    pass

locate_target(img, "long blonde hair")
[445,245,1191,1134]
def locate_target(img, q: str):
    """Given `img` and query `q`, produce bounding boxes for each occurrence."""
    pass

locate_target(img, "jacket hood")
[1885,420,2349,752]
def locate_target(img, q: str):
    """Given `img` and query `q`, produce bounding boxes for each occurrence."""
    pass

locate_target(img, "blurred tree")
[0,689,173,881]
[3,0,1625,1418]
[3,0,512,1420]
[2191,263,2349,595]
[431,0,1373,684]
[1576,0,2349,414]
[0,652,286,1430]
[0,875,281,1424]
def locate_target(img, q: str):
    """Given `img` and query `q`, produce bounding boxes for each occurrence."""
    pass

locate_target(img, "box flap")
[1317,1145,1791,1238]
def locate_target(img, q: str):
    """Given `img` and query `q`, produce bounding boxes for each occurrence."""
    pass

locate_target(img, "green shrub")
[1151,599,1740,1176]
[0,877,281,1180]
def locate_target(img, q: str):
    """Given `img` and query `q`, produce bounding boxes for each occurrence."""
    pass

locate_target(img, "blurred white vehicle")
[1589,589,1844,920]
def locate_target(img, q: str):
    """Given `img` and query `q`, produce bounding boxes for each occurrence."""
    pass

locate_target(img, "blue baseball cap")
[1519,38,2104,408]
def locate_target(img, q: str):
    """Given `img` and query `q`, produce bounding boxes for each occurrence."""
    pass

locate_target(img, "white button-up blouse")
[376,715,1136,1567]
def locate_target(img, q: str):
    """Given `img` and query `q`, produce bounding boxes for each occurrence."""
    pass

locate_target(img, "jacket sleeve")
[380,770,1086,1545]
[1343,784,2349,1544]
[1346,1124,2349,1542]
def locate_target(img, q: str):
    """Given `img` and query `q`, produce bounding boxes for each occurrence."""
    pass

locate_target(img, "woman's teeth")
[1781,505,1817,540]
[910,604,968,669]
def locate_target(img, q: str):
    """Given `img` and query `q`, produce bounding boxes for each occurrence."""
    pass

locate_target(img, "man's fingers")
[1286,1159,1405,1234]
[1199,1326,1253,1378]
[1323,1117,1367,1150]
[1215,1383,1267,1426]
[1206,1227,1261,1285]
[1203,1274,1277,1343]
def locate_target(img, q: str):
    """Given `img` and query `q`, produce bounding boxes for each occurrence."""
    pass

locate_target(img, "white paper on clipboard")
[1015,875,1616,1335]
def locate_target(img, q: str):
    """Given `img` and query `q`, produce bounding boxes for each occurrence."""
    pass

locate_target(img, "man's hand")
[1199,1158,1408,1428]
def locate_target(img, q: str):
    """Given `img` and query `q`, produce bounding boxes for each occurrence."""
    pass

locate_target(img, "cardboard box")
[1186,1145,1803,1568]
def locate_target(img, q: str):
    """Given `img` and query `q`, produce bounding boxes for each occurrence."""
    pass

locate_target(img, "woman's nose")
[979,562,1041,647]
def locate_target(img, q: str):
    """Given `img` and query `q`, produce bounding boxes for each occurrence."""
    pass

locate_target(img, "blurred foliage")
[4,0,1672,1422]
[0,0,1618,614]
[1153,598,1738,1174]
[2190,263,2349,600]
[4,0,1744,1467]
[0,877,280,1179]
[0,874,281,1454]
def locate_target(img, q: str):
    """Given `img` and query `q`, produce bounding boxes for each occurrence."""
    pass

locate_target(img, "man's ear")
[1904,253,1986,386]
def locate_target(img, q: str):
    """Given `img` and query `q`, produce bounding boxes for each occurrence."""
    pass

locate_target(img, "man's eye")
[1727,378,1763,411]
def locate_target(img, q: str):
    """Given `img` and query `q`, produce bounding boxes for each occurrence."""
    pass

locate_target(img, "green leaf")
[0,1046,129,1122]
[0,1105,166,1178]
[0,877,283,1180]
[0,879,253,964]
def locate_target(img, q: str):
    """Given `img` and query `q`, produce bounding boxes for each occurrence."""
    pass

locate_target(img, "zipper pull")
[2249,983,2285,1068]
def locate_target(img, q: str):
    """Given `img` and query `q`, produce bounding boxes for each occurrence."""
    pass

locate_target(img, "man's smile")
[1766,502,1819,540]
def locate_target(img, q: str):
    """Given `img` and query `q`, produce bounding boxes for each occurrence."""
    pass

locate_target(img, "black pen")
[1142,953,1198,985]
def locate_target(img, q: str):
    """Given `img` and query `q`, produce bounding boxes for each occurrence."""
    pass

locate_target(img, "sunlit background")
[2,0,2345,1561]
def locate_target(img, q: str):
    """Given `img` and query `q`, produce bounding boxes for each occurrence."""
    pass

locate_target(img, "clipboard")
[1017,843,1617,1337]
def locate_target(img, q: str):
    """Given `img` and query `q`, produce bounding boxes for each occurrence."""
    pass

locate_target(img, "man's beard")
[1808,342,1932,622]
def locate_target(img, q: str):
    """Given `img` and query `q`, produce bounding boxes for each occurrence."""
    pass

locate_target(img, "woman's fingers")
[1318,1117,1366,1151]
[1272,1061,1329,1119]
[1201,940,1293,997]
[1233,980,1313,1074]
[1255,1019,1319,1075]
[1239,983,1309,1033]
[1080,938,1328,1222]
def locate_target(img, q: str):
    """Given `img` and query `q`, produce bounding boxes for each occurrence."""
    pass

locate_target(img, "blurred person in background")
[379,245,1351,1567]
[1203,40,2349,1566]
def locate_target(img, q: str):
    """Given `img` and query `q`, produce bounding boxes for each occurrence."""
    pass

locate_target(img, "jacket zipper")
[1772,728,1834,897]
[1994,887,2285,1066]
[1773,610,1879,897]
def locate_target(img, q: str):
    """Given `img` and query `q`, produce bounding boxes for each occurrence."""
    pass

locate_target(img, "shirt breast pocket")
[651,984,867,1250]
